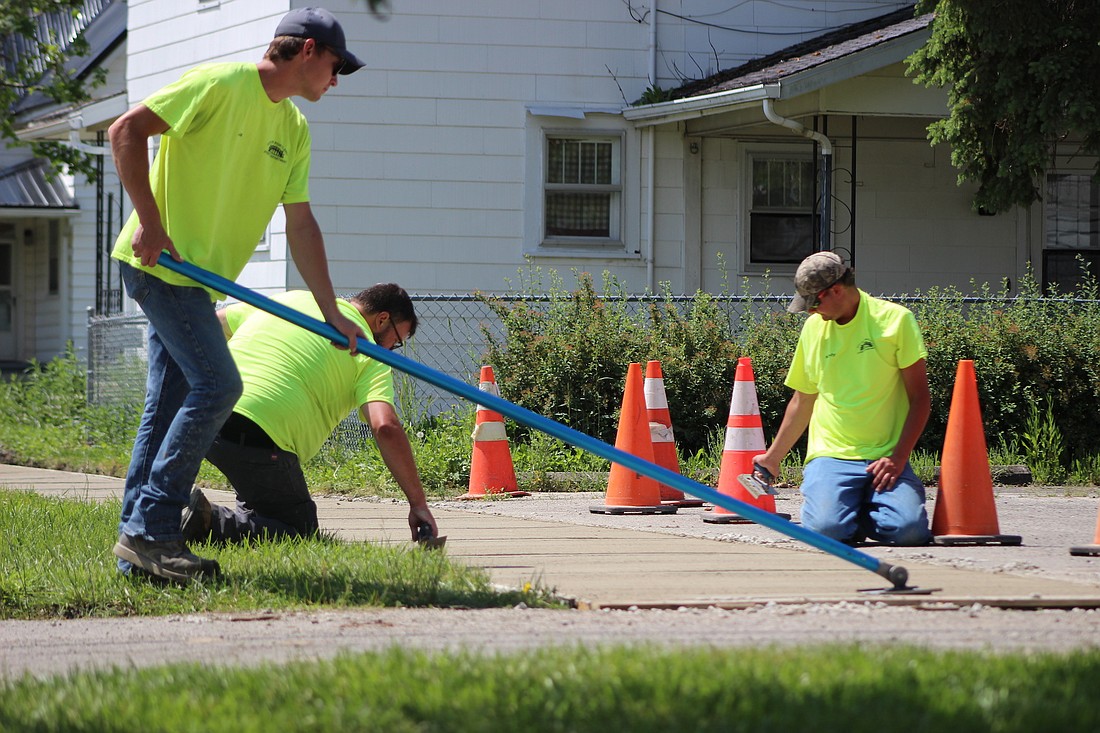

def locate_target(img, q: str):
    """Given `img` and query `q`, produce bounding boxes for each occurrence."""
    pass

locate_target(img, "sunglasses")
[315,43,345,76]
[806,272,846,310]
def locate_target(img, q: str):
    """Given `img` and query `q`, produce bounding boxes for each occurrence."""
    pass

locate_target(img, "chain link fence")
[89,291,1085,451]
[85,293,792,448]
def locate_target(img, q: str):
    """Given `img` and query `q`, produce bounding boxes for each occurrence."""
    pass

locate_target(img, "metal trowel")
[737,462,780,499]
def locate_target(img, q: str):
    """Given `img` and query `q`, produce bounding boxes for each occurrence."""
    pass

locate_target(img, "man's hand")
[751,453,781,484]
[131,223,181,267]
[327,311,366,355]
[866,456,903,491]
[408,504,438,543]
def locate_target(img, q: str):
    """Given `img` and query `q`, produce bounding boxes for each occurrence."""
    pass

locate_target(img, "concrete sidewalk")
[3,463,1100,609]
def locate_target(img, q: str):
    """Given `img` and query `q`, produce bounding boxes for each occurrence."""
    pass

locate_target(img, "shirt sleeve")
[223,302,258,336]
[895,310,928,369]
[280,119,312,205]
[143,66,221,139]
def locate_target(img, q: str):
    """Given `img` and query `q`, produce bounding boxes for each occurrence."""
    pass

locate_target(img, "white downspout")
[645,3,657,290]
[762,98,832,155]
[762,98,833,251]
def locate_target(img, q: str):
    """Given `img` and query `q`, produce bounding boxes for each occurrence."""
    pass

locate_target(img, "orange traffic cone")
[931,360,1020,545]
[644,360,704,508]
[457,365,529,500]
[704,357,789,524]
[591,362,677,515]
[1070,504,1100,556]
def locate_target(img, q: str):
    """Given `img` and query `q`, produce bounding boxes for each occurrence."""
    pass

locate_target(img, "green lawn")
[1,645,1098,732]
[0,490,556,619]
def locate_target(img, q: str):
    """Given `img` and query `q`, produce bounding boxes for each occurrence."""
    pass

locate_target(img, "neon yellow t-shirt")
[111,62,311,299]
[223,291,394,462]
[785,290,927,462]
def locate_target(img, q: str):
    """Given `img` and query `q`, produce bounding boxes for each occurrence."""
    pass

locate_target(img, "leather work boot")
[113,533,220,583]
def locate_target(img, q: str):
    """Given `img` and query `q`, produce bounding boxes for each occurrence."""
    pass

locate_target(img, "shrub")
[480,265,1100,473]
[480,270,800,455]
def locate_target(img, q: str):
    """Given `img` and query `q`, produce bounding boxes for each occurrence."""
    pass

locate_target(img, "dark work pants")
[204,435,319,543]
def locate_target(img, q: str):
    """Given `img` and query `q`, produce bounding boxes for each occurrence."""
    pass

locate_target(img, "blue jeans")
[117,263,242,555]
[800,457,931,546]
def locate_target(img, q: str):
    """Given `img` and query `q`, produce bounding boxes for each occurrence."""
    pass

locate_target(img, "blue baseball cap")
[275,7,364,75]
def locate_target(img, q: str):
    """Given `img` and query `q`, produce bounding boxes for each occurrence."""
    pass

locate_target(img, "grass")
[1,645,1098,731]
[0,490,557,619]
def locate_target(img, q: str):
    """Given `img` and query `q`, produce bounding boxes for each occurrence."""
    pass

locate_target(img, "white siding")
[115,1,927,301]
[687,116,1025,298]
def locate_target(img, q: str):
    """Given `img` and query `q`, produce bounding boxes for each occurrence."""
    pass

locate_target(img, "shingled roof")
[664,6,932,103]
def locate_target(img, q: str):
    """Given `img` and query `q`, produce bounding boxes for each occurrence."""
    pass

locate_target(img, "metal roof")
[0,159,78,209]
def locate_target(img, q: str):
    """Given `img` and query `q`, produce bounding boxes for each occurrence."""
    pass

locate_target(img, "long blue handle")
[159,253,909,589]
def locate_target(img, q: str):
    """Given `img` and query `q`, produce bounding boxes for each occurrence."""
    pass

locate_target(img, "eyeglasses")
[387,320,404,351]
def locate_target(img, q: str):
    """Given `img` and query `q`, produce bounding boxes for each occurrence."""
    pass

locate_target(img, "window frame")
[538,130,625,250]
[741,144,819,273]
[1042,171,1099,294]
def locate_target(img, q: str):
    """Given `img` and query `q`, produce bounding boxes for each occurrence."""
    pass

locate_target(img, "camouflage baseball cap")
[787,251,849,313]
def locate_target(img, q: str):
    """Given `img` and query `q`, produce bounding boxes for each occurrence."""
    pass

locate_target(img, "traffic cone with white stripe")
[591,362,677,515]
[457,365,529,500]
[704,357,789,524]
[644,360,703,508]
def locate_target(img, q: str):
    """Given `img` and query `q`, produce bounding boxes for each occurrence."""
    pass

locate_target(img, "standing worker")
[110,8,367,583]
[753,252,932,546]
[182,285,438,545]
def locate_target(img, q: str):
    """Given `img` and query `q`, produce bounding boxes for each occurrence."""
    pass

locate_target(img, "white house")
[6,0,1097,369]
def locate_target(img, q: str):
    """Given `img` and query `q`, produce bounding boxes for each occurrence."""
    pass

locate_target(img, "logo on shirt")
[858,339,875,353]
[265,140,287,163]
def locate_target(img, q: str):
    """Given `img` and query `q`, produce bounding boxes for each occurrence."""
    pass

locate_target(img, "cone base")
[1069,544,1100,557]
[455,490,531,500]
[665,498,705,508]
[933,533,1022,546]
[590,504,678,515]
[703,512,791,525]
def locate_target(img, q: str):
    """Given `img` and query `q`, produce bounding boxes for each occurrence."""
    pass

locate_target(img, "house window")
[1044,173,1099,294]
[748,153,817,265]
[543,134,621,245]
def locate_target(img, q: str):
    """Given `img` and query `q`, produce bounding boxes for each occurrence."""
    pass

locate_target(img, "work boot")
[113,533,220,583]
[181,487,213,542]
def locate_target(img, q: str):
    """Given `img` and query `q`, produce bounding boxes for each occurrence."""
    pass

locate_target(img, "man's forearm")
[284,207,341,320]
[109,107,165,234]
[374,425,429,509]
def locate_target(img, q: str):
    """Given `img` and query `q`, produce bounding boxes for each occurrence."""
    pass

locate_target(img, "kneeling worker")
[184,284,438,543]
[753,252,932,546]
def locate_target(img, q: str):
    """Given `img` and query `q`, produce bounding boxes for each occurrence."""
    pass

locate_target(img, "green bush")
[480,269,802,455]
[912,268,1100,463]
[480,266,1100,470]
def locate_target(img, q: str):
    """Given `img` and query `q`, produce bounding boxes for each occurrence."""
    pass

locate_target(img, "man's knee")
[800,511,859,543]
[875,518,931,546]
